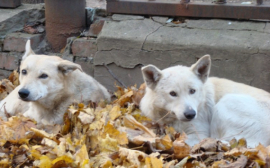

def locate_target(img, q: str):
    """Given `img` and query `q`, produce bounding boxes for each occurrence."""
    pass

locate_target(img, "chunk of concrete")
[75,56,94,77]
[97,19,162,51]
[94,50,140,68]
[112,14,144,21]
[186,19,266,32]
[143,25,269,55]
[152,16,169,24]
[94,63,144,91]
[94,49,171,69]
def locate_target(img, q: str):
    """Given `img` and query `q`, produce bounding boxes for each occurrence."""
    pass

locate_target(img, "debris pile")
[0,72,269,167]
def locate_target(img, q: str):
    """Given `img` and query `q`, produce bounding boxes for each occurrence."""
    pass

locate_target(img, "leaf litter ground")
[0,71,270,168]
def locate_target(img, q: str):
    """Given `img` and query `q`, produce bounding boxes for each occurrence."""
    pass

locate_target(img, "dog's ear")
[22,40,35,60]
[191,55,211,83]
[141,65,162,89]
[58,60,83,75]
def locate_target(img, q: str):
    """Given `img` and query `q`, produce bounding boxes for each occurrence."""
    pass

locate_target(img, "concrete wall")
[94,15,270,92]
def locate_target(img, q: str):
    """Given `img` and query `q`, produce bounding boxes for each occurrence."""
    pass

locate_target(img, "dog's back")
[210,77,270,103]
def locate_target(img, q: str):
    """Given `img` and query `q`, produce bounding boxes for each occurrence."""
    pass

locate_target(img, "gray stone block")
[94,63,144,91]
[143,26,270,55]
[75,56,94,77]
[97,19,162,51]
[112,14,144,21]
[94,17,270,92]
[186,19,266,32]
[94,50,140,68]
[94,49,172,69]
[152,16,169,24]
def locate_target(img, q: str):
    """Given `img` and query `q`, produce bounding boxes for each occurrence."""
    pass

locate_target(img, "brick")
[0,52,21,70]
[88,20,105,37]
[3,33,43,52]
[71,38,97,57]
[0,0,21,8]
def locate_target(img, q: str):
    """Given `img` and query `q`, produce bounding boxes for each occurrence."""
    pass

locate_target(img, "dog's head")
[17,40,82,103]
[141,55,211,122]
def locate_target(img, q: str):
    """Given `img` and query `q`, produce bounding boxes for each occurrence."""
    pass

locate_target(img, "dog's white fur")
[140,55,270,147]
[0,40,110,124]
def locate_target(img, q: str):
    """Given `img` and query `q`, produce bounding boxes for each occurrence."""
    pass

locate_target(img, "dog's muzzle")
[18,88,30,100]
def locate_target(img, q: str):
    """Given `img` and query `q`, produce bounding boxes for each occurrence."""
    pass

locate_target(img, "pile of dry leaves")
[0,71,270,168]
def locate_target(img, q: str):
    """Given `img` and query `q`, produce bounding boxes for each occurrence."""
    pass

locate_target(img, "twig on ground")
[103,64,127,88]
[155,111,172,124]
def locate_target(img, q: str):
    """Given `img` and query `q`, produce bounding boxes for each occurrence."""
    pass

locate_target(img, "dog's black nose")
[184,109,196,120]
[18,88,30,99]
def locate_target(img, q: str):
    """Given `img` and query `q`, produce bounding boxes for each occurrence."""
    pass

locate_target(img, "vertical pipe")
[257,0,263,5]
[45,0,86,52]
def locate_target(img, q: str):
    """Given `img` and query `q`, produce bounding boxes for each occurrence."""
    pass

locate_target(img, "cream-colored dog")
[0,40,110,124]
[140,55,270,147]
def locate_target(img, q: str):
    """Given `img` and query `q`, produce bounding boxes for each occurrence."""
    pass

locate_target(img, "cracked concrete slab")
[94,49,172,69]
[94,50,140,68]
[143,26,270,55]
[186,19,266,32]
[94,63,143,91]
[95,17,270,92]
[97,18,162,51]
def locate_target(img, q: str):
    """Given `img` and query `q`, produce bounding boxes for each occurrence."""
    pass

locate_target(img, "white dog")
[0,40,110,124]
[140,55,270,147]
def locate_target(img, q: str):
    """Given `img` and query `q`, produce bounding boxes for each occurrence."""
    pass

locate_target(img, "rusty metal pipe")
[45,0,86,52]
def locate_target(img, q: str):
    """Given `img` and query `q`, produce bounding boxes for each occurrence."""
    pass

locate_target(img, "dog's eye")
[21,69,27,75]
[170,91,177,97]
[189,89,196,94]
[39,73,48,79]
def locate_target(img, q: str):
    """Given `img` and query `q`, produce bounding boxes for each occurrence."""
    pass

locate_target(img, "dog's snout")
[184,109,196,120]
[18,88,30,99]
